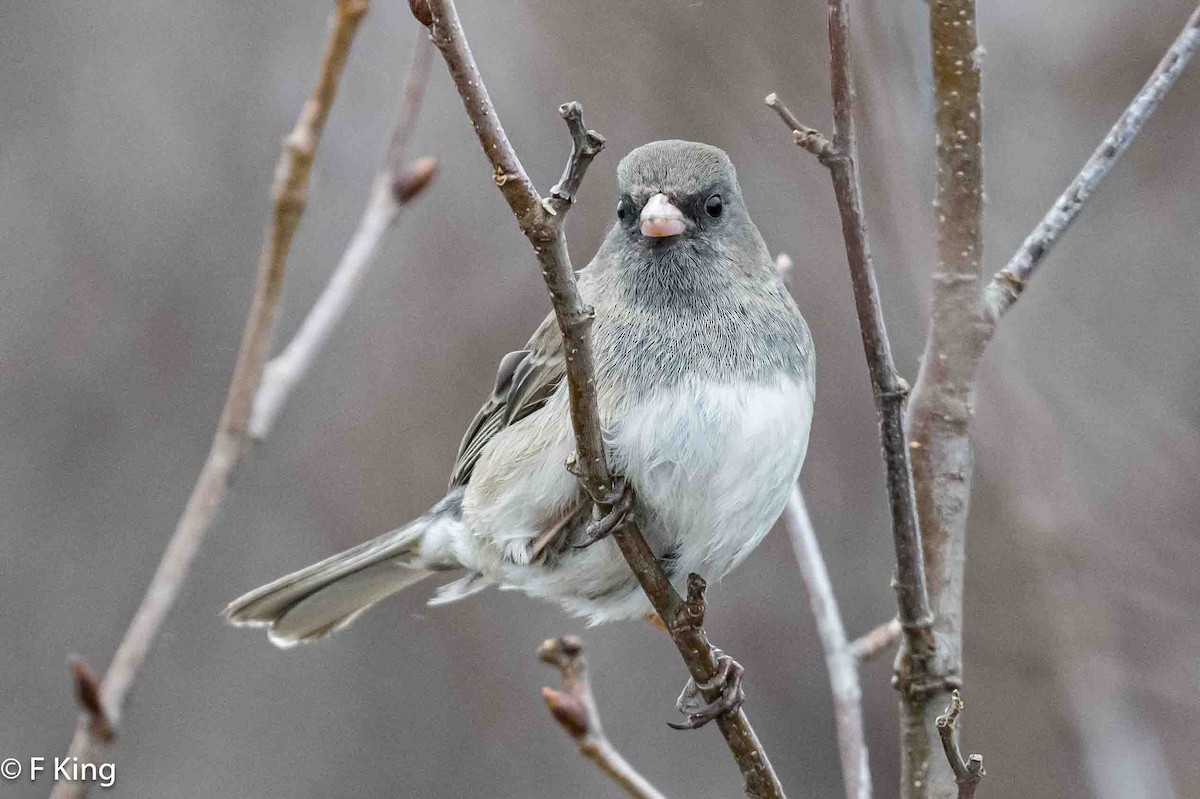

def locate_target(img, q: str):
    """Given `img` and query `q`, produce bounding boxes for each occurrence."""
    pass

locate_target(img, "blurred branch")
[48,3,369,797]
[782,486,873,799]
[416,1,785,796]
[538,637,667,799]
[67,658,114,745]
[982,5,1200,322]
[250,29,437,438]
[935,691,985,799]
[849,619,902,663]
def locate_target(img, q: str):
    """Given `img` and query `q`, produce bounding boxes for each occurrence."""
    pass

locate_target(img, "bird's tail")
[223,492,463,647]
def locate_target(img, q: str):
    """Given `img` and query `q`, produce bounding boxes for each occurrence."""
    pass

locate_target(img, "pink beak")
[639,193,686,238]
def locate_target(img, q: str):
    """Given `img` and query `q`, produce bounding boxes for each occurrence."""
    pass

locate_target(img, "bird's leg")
[668,648,746,730]
[574,478,635,548]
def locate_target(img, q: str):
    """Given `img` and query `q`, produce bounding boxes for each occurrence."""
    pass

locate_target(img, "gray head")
[611,140,748,249]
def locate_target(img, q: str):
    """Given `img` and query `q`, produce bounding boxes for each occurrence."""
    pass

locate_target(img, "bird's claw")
[574,480,635,548]
[668,650,746,730]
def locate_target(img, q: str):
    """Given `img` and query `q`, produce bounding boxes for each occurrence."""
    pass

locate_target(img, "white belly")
[450,376,813,622]
[609,377,813,579]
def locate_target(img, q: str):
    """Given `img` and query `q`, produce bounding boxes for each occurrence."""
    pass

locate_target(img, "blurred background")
[2,0,1198,796]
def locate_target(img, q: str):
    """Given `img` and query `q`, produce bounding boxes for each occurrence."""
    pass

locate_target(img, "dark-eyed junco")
[225,140,815,646]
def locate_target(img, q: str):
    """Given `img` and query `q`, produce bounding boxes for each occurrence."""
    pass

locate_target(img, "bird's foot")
[574,480,634,548]
[668,649,746,730]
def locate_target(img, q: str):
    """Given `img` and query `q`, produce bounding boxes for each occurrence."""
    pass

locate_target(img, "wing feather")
[448,312,568,488]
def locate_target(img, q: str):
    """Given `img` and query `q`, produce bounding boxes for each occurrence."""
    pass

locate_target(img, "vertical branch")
[417,2,786,795]
[48,3,369,797]
[903,0,985,795]
[782,486,872,799]
[766,0,934,666]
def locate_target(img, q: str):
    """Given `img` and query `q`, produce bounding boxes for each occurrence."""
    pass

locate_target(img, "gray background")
[2,0,1198,796]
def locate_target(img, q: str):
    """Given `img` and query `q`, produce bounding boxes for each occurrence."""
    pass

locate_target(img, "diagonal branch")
[782,486,872,799]
[539,637,668,799]
[417,1,785,796]
[250,28,437,438]
[936,691,986,799]
[48,3,369,797]
[982,5,1200,322]
[849,618,902,663]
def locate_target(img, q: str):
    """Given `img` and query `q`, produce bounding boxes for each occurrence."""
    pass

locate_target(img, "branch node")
[548,101,606,215]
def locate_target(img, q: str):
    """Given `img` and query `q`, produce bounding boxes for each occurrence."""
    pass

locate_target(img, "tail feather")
[224,517,432,647]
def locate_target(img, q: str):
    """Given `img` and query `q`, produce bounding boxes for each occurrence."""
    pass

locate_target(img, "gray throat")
[583,230,814,399]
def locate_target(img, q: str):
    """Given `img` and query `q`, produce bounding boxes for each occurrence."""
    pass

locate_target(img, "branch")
[538,637,668,799]
[849,619,902,663]
[250,29,437,438]
[982,5,1200,321]
[48,3,368,797]
[903,0,985,795]
[782,486,872,799]
[766,0,934,668]
[418,2,785,796]
[936,691,986,799]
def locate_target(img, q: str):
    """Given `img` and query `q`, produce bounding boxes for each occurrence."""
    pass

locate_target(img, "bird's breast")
[607,376,813,573]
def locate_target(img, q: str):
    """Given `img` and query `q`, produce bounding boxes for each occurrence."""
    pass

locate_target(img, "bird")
[225,139,815,653]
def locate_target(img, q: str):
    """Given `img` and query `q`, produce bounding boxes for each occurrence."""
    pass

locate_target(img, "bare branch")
[767,0,934,667]
[49,3,369,796]
[418,2,785,795]
[764,94,837,165]
[250,30,437,438]
[936,691,986,799]
[902,0,985,794]
[983,5,1200,321]
[782,486,872,799]
[849,619,902,663]
[538,637,668,799]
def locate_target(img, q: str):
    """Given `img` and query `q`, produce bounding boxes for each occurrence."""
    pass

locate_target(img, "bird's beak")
[639,193,686,238]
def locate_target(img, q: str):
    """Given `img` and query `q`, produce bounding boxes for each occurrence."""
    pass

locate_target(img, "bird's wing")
[448,311,568,489]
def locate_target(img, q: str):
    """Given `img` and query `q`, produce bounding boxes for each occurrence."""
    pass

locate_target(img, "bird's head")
[612,140,745,250]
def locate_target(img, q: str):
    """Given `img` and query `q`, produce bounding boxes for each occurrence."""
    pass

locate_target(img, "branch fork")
[936,691,985,799]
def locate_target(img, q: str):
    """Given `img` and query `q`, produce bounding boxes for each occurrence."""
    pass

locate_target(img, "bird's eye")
[616,199,630,221]
[705,194,724,218]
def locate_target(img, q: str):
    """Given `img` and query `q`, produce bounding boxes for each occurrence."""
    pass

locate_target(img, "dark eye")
[616,199,631,221]
[705,194,724,218]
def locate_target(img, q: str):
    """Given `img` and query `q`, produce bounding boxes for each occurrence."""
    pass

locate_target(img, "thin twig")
[936,691,986,799]
[782,486,872,799]
[48,4,369,797]
[849,619,902,663]
[250,29,437,438]
[766,0,934,669]
[982,5,1200,321]
[538,637,668,799]
[417,2,785,796]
